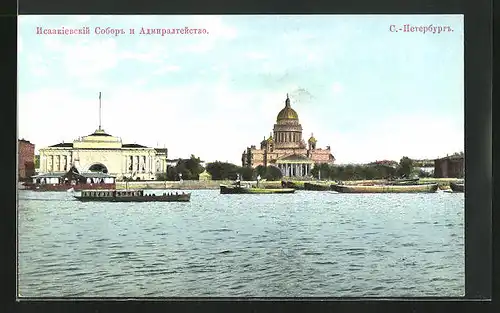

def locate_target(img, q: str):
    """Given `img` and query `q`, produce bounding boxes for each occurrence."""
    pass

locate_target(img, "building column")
[122,156,126,174]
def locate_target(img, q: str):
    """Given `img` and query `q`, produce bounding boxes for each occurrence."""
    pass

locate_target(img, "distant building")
[242,94,335,177]
[413,159,435,175]
[434,154,464,178]
[18,139,35,181]
[198,170,212,181]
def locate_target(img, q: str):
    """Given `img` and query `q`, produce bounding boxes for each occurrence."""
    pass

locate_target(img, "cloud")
[320,113,463,164]
[153,65,181,75]
[74,15,91,23]
[27,55,49,77]
[331,82,343,94]
[38,34,170,81]
[183,16,237,53]
[18,15,464,165]
[245,52,268,60]
[39,36,120,78]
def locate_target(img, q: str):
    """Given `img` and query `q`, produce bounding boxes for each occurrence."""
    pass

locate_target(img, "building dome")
[276,94,299,122]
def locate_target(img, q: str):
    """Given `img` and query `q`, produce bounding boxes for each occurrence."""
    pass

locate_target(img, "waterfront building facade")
[18,139,35,181]
[434,154,465,178]
[38,127,168,181]
[241,95,335,177]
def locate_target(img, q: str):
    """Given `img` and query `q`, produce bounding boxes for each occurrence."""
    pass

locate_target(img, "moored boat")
[449,182,465,193]
[220,184,295,194]
[331,183,438,193]
[73,189,191,202]
[387,178,420,185]
[303,182,331,191]
[281,180,300,189]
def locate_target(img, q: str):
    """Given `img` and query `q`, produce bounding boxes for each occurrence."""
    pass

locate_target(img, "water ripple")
[18,189,464,297]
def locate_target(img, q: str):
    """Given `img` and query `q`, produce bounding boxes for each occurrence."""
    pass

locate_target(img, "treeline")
[156,155,205,181]
[155,156,435,181]
[155,157,283,181]
[205,162,282,181]
[311,156,433,181]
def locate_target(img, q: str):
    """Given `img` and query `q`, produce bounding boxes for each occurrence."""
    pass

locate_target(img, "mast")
[98,92,102,130]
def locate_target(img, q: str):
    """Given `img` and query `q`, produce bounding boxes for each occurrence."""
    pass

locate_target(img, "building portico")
[275,154,314,177]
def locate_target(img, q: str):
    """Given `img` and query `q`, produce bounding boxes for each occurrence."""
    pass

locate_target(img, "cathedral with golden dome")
[241,94,335,177]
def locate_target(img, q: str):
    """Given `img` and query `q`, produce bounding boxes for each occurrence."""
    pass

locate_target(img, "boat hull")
[220,185,295,194]
[331,183,439,193]
[281,181,301,189]
[73,194,191,202]
[303,182,331,191]
[449,182,465,193]
[386,178,420,185]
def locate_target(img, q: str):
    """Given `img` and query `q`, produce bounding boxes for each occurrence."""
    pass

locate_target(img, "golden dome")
[276,94,299,122]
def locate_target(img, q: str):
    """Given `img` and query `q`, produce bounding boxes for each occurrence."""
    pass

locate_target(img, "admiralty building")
[38,126,168,181]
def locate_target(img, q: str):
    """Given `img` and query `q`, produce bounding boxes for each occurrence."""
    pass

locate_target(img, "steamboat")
[74,189,191,202]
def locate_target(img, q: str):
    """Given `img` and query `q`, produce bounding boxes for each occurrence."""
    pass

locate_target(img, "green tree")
[254,165,267,177]
[264,165,283,181]
[417,169,433,178]
[311,163,331,179]
[206,161,240,180]
[34,155,40,169]
[397,156,414,178]
[238,166,255,181]
[156,172,168,180]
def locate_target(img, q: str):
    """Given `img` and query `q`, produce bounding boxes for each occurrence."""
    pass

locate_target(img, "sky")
[18,15,464,165]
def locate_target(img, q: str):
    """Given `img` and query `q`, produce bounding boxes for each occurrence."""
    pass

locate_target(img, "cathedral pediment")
[277,154,312,162]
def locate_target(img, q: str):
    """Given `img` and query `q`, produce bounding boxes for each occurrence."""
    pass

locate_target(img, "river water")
[17,189,464,298]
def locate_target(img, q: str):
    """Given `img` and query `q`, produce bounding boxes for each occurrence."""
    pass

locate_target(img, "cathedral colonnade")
[276,162,313,177]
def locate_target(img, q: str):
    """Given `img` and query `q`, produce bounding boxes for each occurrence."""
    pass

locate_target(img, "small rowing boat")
[303,182,331,191]
[330,183,439,194]
[449,182,465,193]
[74,189,191,202]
